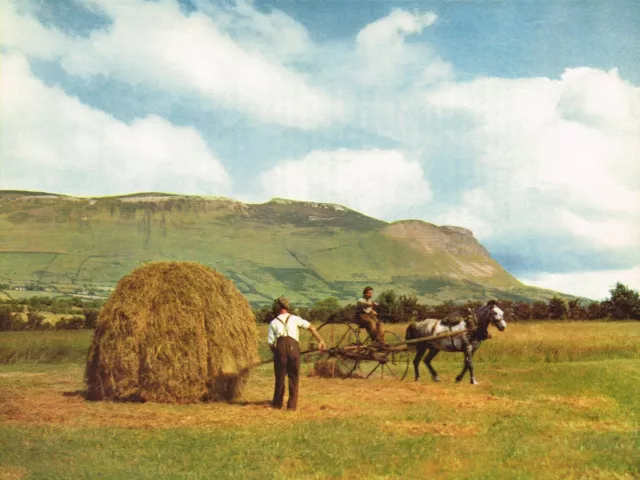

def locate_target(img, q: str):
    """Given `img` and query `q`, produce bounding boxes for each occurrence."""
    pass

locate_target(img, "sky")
[1,0,639,300]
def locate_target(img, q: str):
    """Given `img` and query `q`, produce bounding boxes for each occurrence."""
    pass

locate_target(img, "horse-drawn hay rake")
[298,321,471,381]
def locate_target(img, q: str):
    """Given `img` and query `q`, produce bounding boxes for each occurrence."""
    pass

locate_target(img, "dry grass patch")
[542,394,617,410]
[557,419,636,433]
[0,466,27,480]
[39,313,71,326]
[0,364,522,431]
[2,361,623,439]
[574,469,637,480]
[384,420,480,437]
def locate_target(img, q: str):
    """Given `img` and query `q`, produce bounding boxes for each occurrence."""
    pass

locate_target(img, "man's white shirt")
[357,297,375,314]
[268,314,311,345]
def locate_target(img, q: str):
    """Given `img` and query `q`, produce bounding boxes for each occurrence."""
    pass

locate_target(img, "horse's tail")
[405,322,420,341]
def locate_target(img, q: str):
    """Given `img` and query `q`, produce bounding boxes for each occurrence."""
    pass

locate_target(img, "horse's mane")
[473,303,493,340]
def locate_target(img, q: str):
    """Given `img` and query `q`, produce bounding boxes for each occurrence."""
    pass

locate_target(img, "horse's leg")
[467,347,478,385]
[456,342,473,383]
[413,342,427,382]
[455,361,468,383]
[456,345,477,384]
[423,347,440,382]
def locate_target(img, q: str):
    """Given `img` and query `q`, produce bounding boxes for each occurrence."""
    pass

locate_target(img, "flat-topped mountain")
[0,191,564,305]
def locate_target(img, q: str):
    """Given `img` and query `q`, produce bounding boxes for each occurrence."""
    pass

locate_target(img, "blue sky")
[1,0,639,299]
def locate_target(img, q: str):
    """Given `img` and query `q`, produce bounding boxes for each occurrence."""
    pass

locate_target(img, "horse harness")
[431,316,473,348]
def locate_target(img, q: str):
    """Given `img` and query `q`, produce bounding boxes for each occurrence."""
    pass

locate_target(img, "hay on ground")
[85,262,259,403]
[311,359,359,378]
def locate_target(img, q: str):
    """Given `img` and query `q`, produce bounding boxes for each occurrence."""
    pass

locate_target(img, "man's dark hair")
[363,286,373,295]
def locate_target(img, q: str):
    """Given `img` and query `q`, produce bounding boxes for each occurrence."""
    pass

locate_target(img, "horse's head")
[486,300,507,331]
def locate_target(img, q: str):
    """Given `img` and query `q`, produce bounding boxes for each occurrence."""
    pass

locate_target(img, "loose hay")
[310,359,361,378]
[85,262,259,403]
[311,359,342,378]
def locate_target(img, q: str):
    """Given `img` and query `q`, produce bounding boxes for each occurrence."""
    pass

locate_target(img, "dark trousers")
[272,336,301,410]
[355,314,385,343]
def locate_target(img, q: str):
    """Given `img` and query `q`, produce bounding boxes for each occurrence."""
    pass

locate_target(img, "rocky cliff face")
[383,220,491,258]
[381,220,517,283]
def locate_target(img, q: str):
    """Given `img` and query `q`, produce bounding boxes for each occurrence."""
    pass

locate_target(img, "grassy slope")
[0,322,638,479]
[0,193,567,305]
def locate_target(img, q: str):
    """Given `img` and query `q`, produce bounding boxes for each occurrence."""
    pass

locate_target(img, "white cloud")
[558,67,639,131]
[1,0,340,130]
[432,189,495,239]
[0,53,230,196]
[420,60,454,86]
[353,9,448,89]
[193,0,313,61]
[257,149,432,218]
[424,67,640,253]
[559,211,640,249]
[521,266,640,300]
[357,9,436,51]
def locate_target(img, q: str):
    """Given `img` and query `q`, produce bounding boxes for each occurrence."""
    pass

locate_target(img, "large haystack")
[85,262,259,403]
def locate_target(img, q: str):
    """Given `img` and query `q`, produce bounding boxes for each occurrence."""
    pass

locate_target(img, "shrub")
[55,316,85,330]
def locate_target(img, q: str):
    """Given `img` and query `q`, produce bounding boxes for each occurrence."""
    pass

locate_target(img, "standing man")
[355,286,385,343]
[268,297,326,410]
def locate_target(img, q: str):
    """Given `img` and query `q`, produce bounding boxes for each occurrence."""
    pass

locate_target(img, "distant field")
[0,322,638,479]
[0,330,92,364]
[2,290,65,300]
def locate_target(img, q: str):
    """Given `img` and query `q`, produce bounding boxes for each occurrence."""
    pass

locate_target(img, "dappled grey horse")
[405,301,507,384]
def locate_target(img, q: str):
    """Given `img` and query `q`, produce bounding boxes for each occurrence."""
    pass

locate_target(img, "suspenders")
[276,314,292,339]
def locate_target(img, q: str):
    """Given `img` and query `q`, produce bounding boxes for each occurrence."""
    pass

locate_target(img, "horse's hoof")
[470,379,479,385]
[455,376,462,383]
[432,377,440,382]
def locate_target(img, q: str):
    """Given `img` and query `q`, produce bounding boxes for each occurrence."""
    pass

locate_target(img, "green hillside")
[0,191,566,305]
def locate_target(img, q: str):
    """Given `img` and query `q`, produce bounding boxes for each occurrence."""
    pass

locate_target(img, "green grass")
[0,330,92,364]
[0,358,638,479]
[0,323,639,479]
[1,290,65,300]
[1,322,638,366]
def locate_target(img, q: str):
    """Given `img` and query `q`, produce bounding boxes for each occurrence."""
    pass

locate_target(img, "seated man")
[355,286,385,343]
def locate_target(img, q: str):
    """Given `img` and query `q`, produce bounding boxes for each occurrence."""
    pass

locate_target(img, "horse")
[405,300,507,384]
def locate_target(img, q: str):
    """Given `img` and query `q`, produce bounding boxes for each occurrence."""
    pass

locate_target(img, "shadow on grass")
[232,399,272,407]
[61,390,274,407]
[62,389,87,398]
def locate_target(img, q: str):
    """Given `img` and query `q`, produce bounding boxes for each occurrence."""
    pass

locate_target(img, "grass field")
[0,322,638,479]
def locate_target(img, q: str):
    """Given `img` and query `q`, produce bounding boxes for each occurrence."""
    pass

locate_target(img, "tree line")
[255,282,640,324]
[0,307,99,331]
[0,296,102,331]
[0,282,638,332]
